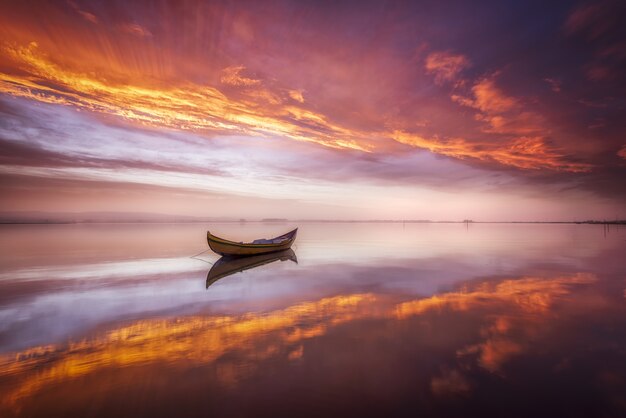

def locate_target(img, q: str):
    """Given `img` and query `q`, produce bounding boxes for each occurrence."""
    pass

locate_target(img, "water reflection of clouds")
[0,244,607,353]
[0,257,519,352]
[0,272,602,413]
[1,224,624,416]
[0,257,207,281]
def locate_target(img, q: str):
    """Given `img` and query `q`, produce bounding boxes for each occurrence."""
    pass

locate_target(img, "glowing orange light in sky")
[0,39,592,171]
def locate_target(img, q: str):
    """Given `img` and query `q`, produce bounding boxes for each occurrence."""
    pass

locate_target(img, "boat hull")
[207,228,297,257]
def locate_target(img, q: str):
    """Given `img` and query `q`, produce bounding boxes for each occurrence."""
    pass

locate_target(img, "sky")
[0,0,624,221]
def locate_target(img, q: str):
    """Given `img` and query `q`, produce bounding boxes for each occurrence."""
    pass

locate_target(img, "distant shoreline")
[1,220,624,225]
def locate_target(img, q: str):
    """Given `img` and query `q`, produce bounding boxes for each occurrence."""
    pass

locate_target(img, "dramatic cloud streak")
[0,42,370,152]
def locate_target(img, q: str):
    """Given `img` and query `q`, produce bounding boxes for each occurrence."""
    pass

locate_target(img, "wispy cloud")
[119,23,152,38]
[220,65,261,86]
[288,89,305,103]
[412,71,591,172]
[424,51,470,85]
[0,42,374,152]
[543,78,561,93]
[67,0,98,24]
[0,41,592,172]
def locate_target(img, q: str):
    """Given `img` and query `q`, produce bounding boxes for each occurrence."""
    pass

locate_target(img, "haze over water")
[0,223,624,418]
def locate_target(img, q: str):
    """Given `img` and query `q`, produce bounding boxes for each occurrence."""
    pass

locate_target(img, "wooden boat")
[206,228,297,257]
[206,249,298,289]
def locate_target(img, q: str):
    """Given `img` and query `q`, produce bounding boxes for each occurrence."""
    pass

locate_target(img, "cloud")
[0,99,522,211]
[67,0,98,24]
[0,42,589,172]
[288,89,305,103]
[0,0,624,215]
[454,76,517,114]
[0,43,371,152]
[563,1,618,39]
[441,74,591,172]
[119,23,152,38]
[220,65,261,87]
[430,369,471,396]
[563,1,626,84]
[390,131,589,173]
[78,10,98,24]
[425,51,470,85]
[544,77,561,93]
[586,64,614,81]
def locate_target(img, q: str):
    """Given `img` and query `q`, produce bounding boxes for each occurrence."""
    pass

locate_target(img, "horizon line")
[1,219,624,225]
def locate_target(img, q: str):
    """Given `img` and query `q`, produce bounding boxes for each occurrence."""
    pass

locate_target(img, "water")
[0,223,624,417]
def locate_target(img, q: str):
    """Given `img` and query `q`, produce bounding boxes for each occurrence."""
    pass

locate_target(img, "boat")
[206,228,298,257]
[206,249,298,289]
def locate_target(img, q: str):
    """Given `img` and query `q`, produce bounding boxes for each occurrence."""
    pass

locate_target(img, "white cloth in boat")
[252,237,289,244]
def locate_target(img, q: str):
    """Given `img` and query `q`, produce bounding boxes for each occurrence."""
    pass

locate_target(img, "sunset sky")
[1,0,624,221]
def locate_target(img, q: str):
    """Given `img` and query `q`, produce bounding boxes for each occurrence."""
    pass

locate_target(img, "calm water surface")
[0,223,625,417]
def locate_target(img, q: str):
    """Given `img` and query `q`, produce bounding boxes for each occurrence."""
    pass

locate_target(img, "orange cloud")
[0,36,593,172]
[220,65,261,87]
[390,131,591,172]
[463,338,524,373]
[459,78,548,136]
[427,73,593,172]
[289,89,305,103]
[463,77,518,114]
[425,51,470,85]
[0,42,371,152]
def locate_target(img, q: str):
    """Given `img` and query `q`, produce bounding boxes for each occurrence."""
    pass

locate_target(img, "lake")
[0,223,625,417]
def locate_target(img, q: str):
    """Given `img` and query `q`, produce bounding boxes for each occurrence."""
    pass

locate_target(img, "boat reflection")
[206,249,298,289]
